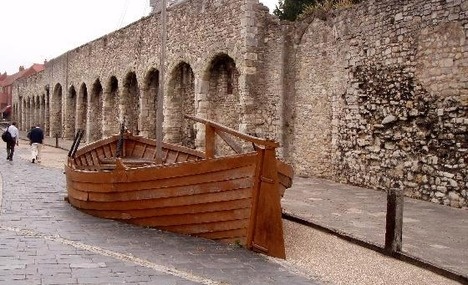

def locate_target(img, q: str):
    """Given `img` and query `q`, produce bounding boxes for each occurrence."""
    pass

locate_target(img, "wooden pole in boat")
[156,0,167,164]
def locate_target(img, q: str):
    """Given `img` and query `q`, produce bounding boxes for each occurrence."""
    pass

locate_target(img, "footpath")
[0,131,465,284]
[0,133,318,285]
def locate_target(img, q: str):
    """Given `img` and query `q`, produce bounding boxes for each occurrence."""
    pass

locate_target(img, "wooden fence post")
[55,133,59,148]
[385,187,404,254]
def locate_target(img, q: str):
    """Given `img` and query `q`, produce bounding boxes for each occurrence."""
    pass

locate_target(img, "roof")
[0,63,44,87]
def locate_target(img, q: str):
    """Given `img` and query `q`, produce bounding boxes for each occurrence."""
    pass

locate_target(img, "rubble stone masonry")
[13,0,467,208]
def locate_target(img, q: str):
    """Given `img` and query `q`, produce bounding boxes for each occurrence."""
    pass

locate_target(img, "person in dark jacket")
[27,125,44,163]
[4,122,19,161]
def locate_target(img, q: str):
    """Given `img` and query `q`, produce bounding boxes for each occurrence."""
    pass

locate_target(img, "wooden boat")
[65,115,294,259]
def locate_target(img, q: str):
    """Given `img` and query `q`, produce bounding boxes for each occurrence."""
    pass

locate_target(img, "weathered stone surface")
[11,0,467,208]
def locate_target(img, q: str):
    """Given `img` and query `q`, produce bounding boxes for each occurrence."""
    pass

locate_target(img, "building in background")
[0,64,44,120]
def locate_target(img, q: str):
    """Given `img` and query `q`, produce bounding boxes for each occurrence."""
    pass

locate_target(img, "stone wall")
[12,0,467,207]
[289,0,467,207]
[14,0,260,143]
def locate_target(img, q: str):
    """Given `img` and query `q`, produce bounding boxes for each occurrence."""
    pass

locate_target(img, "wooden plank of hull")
[159,219,249,236]
[80,198,252,219]
[73,199,251,245]
[193,228,247,241]
[70,177,253,203]
[66,153,257,183]
[128,207,250,227]
[67,187,252,211]
[142,220,249,244]
[277,160,294,195]
[68,164,255,194]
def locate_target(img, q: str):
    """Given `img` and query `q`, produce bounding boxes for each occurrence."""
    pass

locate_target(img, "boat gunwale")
[73,134,205,159]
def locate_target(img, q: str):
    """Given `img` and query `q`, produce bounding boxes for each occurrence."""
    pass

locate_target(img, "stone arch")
[121,72,140,134]
[197,53,241,154]
[13,103,18,124]
[142,68,159,139]
[22,98,28,130]
[45,85,50,135]
[40,94,46,130]
[26,97,32,129]
[103,76,120,137]
[31,96,37,127]
[51,83,63,136]
[34,95,40,126]
[77,83,88,142]
[204,53,240,128]
[88,79,103,141]
[166,61,196,148]
[65,85,77,139]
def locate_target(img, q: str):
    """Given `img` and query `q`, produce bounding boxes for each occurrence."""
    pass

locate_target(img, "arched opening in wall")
[31,97,36,128]
[122,72,140,134]
[206,54,240,127]
[45,85,50,135]
[22,98,27,130]
[167,62,195,148]
[34,96,40,127]
[26,98,31,128]
[51,83,63,137]
[40,95,46,130]
[143,68,159,139]
[65,86,77,139]
[103,76,120,137]
[89,80,103,141]
[204,53,240,155]
[77,83,88,142]
[13,104,18,123]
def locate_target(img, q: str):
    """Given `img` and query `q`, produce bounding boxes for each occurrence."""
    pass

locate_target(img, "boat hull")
[66,117,293,258]
[66,154,258,244]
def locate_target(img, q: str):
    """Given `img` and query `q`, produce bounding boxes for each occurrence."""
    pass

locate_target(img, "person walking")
[4,122,19,161]
[27,125,44,163]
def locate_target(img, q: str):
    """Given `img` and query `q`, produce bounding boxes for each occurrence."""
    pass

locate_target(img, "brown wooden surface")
[247,147,286,258]
[66,118,294,259]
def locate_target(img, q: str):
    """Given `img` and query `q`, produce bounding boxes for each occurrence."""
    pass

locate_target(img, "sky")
[0,0,278,76]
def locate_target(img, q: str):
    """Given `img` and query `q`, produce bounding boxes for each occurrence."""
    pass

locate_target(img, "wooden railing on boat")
[185,115,279,158]
[184,116,288,258]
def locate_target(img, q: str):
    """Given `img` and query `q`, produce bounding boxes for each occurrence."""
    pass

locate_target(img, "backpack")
[2,127,12,142]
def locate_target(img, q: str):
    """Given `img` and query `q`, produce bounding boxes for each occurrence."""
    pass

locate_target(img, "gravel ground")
[281,220,461,285]
[17,143,462,285]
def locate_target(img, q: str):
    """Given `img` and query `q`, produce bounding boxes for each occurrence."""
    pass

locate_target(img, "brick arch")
[103,76,120,137]
[166,61,196,148]
[89,79,103,141]
[65,85,77,139]
[121,72,140,134]
[142,68,159,139]
[77,83,88,142]
[51,83,63,137]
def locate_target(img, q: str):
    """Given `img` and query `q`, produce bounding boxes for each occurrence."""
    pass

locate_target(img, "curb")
[282,212,468,285]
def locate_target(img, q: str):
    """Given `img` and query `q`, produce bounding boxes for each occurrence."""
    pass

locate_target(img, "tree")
[273,0,317,21]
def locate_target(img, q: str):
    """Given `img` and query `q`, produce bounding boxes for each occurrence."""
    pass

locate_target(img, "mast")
[156,0,167,163]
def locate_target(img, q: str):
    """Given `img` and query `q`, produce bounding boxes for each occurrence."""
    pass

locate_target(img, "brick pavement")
[3,132,466,284]
[0,140,319,284]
